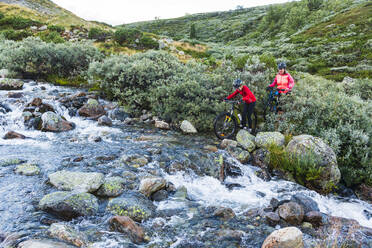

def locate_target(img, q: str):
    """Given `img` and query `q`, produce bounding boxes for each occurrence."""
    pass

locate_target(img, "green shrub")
[38,31,65,43]
[1,29,32,41]
[47,25,65,33]
[138,35,158,49]
[113,27,142,45]
[264,73,372,187]
[0,37,103,79]
[88,27,112,41]
[0,12,4,20]
[0,16,41,30]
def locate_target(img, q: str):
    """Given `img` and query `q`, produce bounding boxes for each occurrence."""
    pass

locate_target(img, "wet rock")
[173,186,188,200]
[286,135,341,193]
[255,131,285,148]
[236,129,256,152]
[227,146,250,163]
[224,162,242,178]
[107,191,155,222]
[39,191,99,220]
[121,154,149,168]
[270,198,280,210]
[18,239,76,248]
[155,120,170,130]
[96,176,125,197]
[262,227,304,248]
[30,97,42,106]
[48,170,104,193]
[180,120,197,134]
[0,79,23,90]
[108,107,130,121]
[110,216,146,244]
[3,131,26,139]
[290,193,319,214]
[48,223,88,247]
[203,145,218,152]
[356,184,372,203]
[255,169,272,181]
[140,113,152,122]
[304,211,323,227]
[220,139,238,149]
[252,148,270,170]
[77,99,106,119]
[217,229,244,242]
[15,163,40,176]
[0,158,25,167]
[27,98,55,113]
[213,207,236,221]
[264,212,280,226]
[41,112,75,132]
[0,103,11,113]
[278,202,304,225]
[98,115,112,126]
[139,177,167,197]
[150,189,168,201]
[88,134,102,142]
[7,92,23,98]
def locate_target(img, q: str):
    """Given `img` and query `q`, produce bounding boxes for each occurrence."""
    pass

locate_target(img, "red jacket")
[227,85,256,103]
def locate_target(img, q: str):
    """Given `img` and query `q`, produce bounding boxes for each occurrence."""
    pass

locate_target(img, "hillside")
[125,0,371,81]
[0,0,111,28]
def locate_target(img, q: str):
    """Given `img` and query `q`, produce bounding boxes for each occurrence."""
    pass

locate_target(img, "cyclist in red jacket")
[225,79,256,132]
[267,62,294,94]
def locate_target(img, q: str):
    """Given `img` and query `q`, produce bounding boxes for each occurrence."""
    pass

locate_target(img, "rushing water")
[0,81,371,247]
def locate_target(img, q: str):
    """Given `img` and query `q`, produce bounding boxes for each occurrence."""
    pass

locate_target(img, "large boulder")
[0,79,23,90]
[180,120,197,134]
[39,191,99,220]
[262,227,304,248]
[109,216,146,244]
[41,112,75,132]
[48,170,104,193]
[278,202,304,225]
[290,193,319,214]
[286,135,341,192]
[255,132,285,148]
[107,191,155,222]
[77,98,106,119]
[236,130,256,152]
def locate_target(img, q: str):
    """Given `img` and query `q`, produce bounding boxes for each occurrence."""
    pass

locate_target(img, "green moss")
[46,75,88,87]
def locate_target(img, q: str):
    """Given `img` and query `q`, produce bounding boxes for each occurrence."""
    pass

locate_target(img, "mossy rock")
[0,158,25,167]
[15,163,40,176]
[236,130,256,152]
[255,132,285,149]
[0,79,24,90]
[39,191,99,220]
[96,176,125,197]
[107,191,155,222]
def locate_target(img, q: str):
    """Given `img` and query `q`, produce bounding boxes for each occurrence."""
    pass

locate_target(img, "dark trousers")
[242,101,256,128]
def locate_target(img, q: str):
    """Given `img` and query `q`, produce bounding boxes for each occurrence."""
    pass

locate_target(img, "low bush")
[47,25,65,33]
[1,29,32,40]
[38,31,65,43]
[264,73,372,187]
[88,27,112,41]
[113,27,142,45]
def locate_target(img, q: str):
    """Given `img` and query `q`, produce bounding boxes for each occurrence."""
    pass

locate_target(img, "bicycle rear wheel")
[214,112,237,139]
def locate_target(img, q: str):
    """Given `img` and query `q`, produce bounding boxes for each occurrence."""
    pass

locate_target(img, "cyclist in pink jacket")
[267,62,294,94]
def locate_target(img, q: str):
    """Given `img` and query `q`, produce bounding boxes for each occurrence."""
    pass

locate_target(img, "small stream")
[0,81,371,247]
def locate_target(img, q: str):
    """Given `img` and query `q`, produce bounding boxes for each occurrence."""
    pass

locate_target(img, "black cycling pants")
[242,101,256,128]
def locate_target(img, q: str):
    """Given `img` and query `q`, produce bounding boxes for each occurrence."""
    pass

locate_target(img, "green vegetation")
[88,27,112,41]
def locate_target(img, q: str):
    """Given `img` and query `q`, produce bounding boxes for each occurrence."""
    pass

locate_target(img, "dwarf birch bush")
[265,73,372,186]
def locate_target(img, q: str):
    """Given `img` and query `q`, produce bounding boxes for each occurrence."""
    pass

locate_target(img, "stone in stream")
[7,92,23,98]
[220,139,238,149]
[15,163,40,176]
[107,191,155,222]
[18,239,76,248]
[278,202,304,225]
[98,115,112,127]
[39,191,99,220]
[255,132,285,148]
[290,193,320,214]
[3,131,26,139]
[109,216,146,244]
[108,107,130,121]
[180,120,197,134]
[264,212,280,226]
[213,207,236,221]
[155,120,170,130]
[139,177,167,197]
[48,170,104,193]
[286,135,341,193]
[0,158,25,167]
[0,103,11,113]
[96,176,125,197]
[236,129,256,152]
[261,227,304,248]
[48,223,88,247]
[227,146,250,164]
[304,211,324,227]
[26,97,55,113]
[41,112,75,132]
[77,98,106,119]
[0,79,23,90]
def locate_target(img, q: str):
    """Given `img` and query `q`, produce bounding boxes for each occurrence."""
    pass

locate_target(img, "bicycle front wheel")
[214,112,237,140]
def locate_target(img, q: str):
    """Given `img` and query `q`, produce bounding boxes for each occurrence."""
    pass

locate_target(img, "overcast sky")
[51,0,290,26]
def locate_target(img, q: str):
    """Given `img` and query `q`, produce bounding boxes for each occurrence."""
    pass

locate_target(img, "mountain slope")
[0,0,111,28]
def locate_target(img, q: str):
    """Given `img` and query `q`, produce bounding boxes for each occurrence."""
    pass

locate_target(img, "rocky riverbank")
[0,80,371,248]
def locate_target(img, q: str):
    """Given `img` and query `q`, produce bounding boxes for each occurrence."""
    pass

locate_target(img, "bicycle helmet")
[233,79,242,89]
[278,62,286,70]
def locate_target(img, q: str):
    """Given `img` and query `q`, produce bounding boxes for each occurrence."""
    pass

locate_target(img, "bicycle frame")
[225,100,242,125]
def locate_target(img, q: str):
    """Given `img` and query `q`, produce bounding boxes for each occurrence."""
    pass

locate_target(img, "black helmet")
[278,62,286,70]
[233,79,242,89]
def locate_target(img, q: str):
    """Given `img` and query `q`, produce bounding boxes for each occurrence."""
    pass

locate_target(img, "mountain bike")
[263,88,285,120]
[214,100,257,139]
